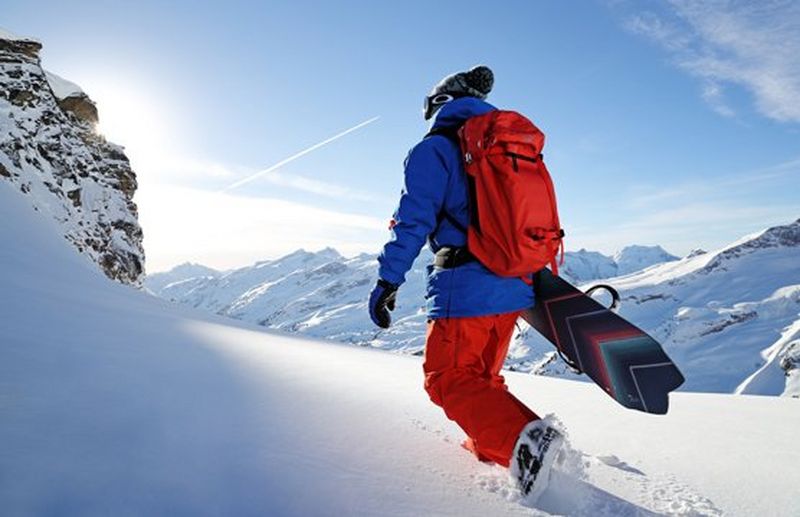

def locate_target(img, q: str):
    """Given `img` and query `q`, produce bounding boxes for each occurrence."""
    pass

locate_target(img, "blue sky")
[4,0,799,272]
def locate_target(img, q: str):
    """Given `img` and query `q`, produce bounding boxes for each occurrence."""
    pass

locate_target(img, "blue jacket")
[377,97,534,318]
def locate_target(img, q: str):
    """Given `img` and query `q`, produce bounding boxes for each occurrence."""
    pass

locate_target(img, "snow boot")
[510,419,564,504]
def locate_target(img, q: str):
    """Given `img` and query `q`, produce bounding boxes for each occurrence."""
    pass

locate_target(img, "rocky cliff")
[0,29,144,284]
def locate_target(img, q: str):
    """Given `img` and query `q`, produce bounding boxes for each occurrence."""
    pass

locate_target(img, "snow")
[142,262,221,295]
[560,248,617,282]
[44,71,85,99]
[593,221,800,395]
[0,27,38,43]
[1,42,144,284]
[146,222,800,396]
[144,245,678,370]
[736,315,800,396]
[613,245,679,276]
[2,177,800,516]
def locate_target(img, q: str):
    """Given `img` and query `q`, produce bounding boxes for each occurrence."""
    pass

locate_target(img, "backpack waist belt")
[433,246,477,269]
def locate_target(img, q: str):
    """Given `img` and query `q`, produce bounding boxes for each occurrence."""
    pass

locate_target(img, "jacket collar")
[431,97,495,129]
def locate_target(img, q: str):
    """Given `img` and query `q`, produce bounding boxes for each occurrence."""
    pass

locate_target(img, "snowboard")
[521,268,684,414]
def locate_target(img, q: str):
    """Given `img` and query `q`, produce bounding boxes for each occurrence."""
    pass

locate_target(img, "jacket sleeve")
[378,138,449,286]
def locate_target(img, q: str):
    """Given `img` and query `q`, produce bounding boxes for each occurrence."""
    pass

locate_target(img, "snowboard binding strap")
[585,284,621,312]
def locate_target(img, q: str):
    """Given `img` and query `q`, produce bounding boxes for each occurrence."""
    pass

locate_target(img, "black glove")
[368,279,398,329]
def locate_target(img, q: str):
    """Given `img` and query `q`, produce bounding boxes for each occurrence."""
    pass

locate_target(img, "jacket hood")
[431,97,495,129]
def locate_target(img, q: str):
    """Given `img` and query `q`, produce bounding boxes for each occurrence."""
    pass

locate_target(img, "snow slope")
[44,70,84,99]
[0,27,38,43]
[146,227,799,397]
[144,246,677,368]
[2,172,799,516]
[573,220,800,396]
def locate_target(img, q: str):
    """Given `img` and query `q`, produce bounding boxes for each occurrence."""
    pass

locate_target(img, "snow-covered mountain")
[532,219,800,393]
[497,221,800,397]
[613,245,679,276]
[147,224,799,397]
[608,219,800,395]
[145,245,675,358]
[3,25,796,517]
[143,262,220,295]
[148,246,676,301]
[0,29,144,284]
[560,245,678,282]
[559,249,618,282]
[3,168,799,517]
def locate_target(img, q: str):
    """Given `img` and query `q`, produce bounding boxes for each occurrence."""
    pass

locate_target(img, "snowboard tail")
[521,269,684,414]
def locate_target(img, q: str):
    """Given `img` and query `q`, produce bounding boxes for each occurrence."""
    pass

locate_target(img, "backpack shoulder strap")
[425,124,461,144]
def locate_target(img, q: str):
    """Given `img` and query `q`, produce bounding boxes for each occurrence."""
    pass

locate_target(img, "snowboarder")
[368,65,563,503]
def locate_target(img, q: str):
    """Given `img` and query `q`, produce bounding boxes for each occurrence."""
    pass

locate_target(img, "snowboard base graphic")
[521,269,684,414]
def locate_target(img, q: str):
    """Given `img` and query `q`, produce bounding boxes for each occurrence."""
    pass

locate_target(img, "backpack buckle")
[434,246,476,269]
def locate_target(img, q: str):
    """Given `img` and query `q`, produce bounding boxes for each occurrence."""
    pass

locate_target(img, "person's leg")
[482,311,537,417]
[423,312,538,467]
[482,311,516,388]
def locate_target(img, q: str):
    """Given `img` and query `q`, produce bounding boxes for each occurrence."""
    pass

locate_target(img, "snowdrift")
[1,182,798,516]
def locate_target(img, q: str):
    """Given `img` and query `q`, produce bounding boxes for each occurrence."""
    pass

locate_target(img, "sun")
[89,79,168,157]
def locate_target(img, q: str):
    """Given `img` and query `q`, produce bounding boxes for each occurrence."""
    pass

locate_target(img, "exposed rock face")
[56,94,99,125]
[0,31,144,284]
[703,219,800,274]
[779,340,800,398]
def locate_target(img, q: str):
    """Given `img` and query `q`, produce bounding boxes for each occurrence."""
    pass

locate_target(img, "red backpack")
[437,110,565,277]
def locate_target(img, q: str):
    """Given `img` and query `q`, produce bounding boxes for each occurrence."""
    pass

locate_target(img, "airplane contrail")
[220,116,380,193]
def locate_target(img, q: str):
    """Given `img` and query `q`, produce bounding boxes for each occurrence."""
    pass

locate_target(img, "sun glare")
[90,81,169,157]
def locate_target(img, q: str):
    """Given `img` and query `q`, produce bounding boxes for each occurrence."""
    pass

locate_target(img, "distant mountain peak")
[556,244,679,283]
[613,245,679,276]
[170,262,219,275]
[615,244,674,255]
[317,246,342,258]
[753,218,800,247]
[143,222,800,398]
[264,247,342,266]
[703,218,800,274]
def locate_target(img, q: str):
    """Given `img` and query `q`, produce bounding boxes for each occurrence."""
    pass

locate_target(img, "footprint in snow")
[596,454,647,475]
[474,440,723,516]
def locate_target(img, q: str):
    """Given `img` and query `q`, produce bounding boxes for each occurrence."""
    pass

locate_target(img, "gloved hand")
[368,279,399,329]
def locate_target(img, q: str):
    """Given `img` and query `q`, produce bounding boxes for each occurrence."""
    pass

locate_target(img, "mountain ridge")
[146,219,800,397]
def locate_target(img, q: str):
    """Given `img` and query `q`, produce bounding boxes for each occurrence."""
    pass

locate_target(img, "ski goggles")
[423,93,455,120]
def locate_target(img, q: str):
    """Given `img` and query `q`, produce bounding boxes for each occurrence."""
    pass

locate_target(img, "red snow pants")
[422,311,538,467]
